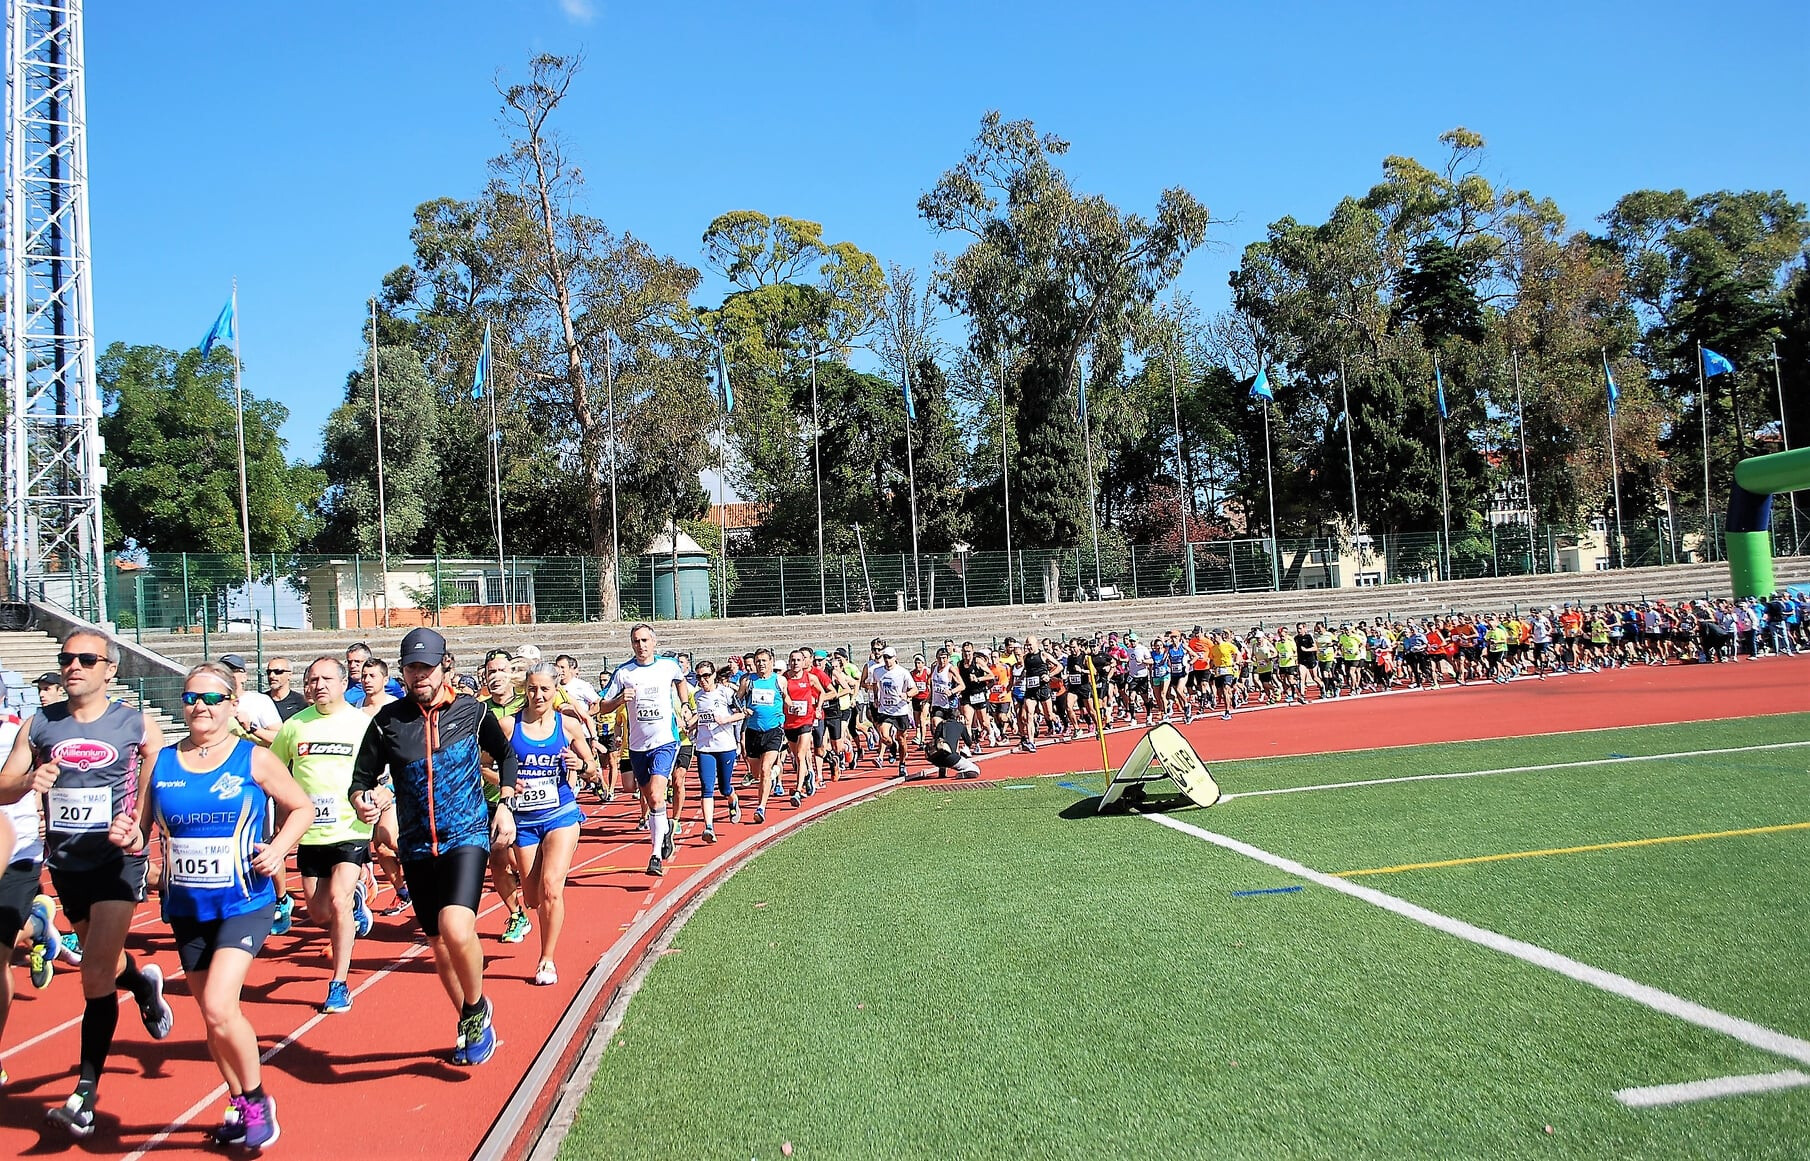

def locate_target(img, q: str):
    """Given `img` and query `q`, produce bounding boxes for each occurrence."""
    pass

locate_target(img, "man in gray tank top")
[0,629,172,1136]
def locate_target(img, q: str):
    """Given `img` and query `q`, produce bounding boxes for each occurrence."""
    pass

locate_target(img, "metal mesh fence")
[73,512,1806,636]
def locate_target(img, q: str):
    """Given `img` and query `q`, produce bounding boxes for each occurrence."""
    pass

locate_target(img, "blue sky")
[89,1,1809,465]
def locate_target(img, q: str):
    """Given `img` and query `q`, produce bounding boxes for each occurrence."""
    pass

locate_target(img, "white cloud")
[557,0,597,22]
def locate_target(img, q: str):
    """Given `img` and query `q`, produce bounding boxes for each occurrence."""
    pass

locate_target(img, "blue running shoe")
[351,881,373,939]
[271,895,294,936]
[457,998,496,1066]
[28,895,56,989]
[240,1093,280,1149]
[322,980,352,1014]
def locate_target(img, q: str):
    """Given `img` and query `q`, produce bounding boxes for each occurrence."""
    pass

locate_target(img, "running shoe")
[238,1093,280,1149]
[646,855,665,877]
[501,911,531,944]
[138,963,174,1040]
[212,1096,247,1145]
[455,998,497,1066]
[379,891,412,917]
[790,790,801,808]
[351,881,373,939]
[660,826,676,861]
[728,801,742,825]
[703,826,717,844]
[323,979,353,1014]
[770,777,784,798]
[47,1087,97,1137]
[534,961,558,986]
[28,894,56,988]
[271,895,294,936]
[1220,711,1232,721]
[59,930,82,965]
[754,807,765,824]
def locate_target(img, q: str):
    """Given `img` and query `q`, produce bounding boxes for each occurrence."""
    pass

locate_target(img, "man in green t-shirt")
[271,656,376,1014]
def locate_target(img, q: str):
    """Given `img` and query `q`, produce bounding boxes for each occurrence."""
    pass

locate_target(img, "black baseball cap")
[35,672,61,687]
[400,627,448,667]
[219,654,248,672]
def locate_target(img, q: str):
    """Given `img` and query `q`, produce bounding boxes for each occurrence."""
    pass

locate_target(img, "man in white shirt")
[220,654,282,744]
[598,625,695,877]
[870,648,916,776]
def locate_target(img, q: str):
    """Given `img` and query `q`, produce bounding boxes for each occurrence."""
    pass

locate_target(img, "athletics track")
[0,657,1804,1159]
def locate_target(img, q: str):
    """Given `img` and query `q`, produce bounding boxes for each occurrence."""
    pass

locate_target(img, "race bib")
[786,700,807,717]
[751,688,776,707]
[48,786,110,834]
[168,836,236,889]
[1215,666,1236,677]
[515,777,558,812]
[636,703,662,722]
[968,693,986,705]
[310,794,339,829]
[1023,675,1041,689]
[697,708,717,725]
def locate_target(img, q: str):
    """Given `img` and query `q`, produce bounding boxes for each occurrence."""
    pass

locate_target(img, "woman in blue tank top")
[504,664,595,987]
[116,662,311,1150]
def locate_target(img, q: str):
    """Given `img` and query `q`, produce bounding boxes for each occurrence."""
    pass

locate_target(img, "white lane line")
[1615,1070,1810,1108]
[1217,740,1810,801]
[1143,813,1810,1071]
[116,830,647,1160]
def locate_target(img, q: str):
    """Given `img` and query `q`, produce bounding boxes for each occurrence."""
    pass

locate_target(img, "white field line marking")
[1217,740,1810,801]
[1615,1070,1810,1108]
[117,831,645,1161]
[1143,813,1810,1071]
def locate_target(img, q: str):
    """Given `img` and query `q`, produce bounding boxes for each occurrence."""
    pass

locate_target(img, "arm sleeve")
[350,718,385,795]
[479,706,518,790]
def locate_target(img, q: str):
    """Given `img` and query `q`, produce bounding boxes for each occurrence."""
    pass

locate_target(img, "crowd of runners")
[0,587,1804,1148]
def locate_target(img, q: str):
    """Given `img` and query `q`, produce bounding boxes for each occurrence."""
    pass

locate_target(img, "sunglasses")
[58,651,107,668]
[181,691,231,706]
[266,668,290,676]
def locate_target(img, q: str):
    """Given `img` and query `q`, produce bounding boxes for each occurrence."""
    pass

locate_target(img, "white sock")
[651,810,667,858]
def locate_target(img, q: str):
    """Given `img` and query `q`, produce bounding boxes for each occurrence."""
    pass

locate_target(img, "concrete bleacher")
[0,628,185,738]
[141,558,1810,673]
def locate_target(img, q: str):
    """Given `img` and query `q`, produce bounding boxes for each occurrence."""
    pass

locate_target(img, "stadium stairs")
[141,557,1810,672]
[0,628,185,739]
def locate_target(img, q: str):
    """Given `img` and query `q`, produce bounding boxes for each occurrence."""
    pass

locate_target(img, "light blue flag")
[1249,366,1273,401]
[904,371,918,421]
[1604,354,1619,418]
[471,322,491,401]
[1076,371,1088,423]
[199,298,235,359]
[1702,347,1735,377]
[1435,361,1448,419]
[715,348,734,413]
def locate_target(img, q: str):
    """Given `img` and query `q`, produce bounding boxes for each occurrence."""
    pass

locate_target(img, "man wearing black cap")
[350,628,518,1067]
[219,655,281,746]
[33,673,64,707]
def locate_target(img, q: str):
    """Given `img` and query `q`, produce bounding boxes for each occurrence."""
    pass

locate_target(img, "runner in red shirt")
[781,650,826,807]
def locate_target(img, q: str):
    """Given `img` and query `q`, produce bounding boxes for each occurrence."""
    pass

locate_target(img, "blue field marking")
[1231,886,1304,898]
[1608,753,1631,759]
[1057,781,1095,795]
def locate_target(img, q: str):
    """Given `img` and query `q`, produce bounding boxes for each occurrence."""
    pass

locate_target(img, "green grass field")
[562,713,1810,1160]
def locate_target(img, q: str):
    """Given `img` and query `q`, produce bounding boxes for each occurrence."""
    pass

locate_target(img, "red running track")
[1,656,1804,1159]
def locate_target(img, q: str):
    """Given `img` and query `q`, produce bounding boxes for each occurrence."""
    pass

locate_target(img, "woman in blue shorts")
[690,662,745,843]
[505,664,595,987]
[123,662,311,1149]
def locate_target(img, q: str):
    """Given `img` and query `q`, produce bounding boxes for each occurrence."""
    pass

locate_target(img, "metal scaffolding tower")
[4,0,104,621]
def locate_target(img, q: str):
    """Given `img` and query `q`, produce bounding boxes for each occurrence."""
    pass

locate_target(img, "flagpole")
[1697,342,1713,561]
[604,329,621,615]
[1773,343,1800,552]
[1261,394,1279,589]
[485,324,509,625]
[1339,357,1361,567]
[1603,348,1624,569]
[1169,346,1192,593]
[229,280,254,618]
[1511,349,1535,561]
[1435,353,1451,582]
[1079,358,1102,598]
[902,360,922,610]
[999,354,1014,605]
[718,393,729,620]
[370,298,391,627]
[810,345,826,612]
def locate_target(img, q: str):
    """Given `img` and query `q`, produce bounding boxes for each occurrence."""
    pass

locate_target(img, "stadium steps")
[135,557,1810,671]
[0,630,185,739]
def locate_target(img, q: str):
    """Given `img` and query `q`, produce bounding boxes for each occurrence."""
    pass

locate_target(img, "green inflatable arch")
[1725,446,1810,598]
